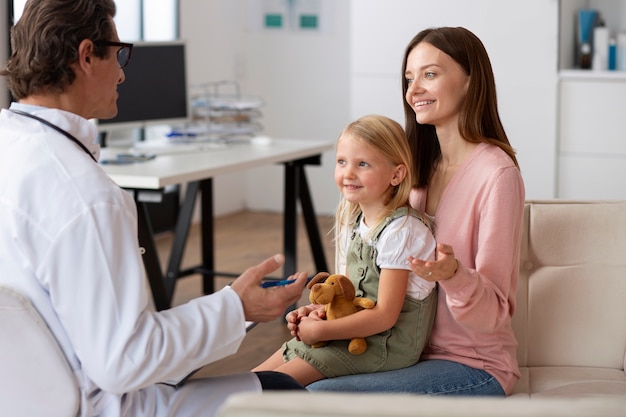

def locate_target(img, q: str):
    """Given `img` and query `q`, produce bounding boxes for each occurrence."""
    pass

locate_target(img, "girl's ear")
[390,164,407,186]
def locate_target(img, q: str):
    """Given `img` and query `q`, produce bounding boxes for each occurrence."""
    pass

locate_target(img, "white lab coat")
[0,104,260,417]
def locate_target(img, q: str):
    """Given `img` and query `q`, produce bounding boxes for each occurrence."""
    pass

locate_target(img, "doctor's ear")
[76,39,95,71]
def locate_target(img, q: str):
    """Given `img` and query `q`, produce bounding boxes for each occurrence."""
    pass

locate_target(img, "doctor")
[0,1,307,416]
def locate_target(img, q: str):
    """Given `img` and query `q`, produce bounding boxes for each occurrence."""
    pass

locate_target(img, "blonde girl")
[254,115,437,386]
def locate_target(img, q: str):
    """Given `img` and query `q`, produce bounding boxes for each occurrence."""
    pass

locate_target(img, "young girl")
[252,114,437,386]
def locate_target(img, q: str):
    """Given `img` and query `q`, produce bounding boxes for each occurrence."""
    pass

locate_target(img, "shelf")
[558,0,626,72]
[559,69,626,80]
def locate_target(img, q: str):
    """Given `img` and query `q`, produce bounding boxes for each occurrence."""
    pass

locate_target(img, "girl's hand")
[295,315,324,346]
[286,304,325,340]
[408,243,459,282]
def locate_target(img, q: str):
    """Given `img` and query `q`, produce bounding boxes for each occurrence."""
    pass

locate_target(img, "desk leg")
[298,164,329,273]
[283,158,329,277]
[200,178,215,294]
[165,181,200,299]
[283,162,298,278]
[137,201,170,311]
[140,156,326,309]
[139,179,214,309]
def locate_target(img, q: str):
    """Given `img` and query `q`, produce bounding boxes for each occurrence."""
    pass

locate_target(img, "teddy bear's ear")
[307,272,330,289]
[336,275,356,300]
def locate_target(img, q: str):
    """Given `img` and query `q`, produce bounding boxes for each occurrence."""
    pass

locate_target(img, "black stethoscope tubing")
[9,108,98,162]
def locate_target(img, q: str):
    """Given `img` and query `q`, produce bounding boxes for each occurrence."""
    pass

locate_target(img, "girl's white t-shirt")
[336,215,436,300]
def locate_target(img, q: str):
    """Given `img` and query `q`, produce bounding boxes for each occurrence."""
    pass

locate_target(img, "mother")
[304,27,525,396]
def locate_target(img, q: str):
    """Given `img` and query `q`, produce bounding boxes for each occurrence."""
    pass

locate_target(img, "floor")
[155,210,335,377]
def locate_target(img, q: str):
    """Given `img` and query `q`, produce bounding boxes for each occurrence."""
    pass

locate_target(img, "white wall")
[239,0,350,215]
[349,0,560,202]
[182,0,560,217]
[180,0,349,216]
[0,1,578,215]
[0,1,620,213]
[180,0,250,216]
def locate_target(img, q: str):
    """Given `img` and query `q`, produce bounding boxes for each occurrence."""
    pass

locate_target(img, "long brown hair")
[401,27,519,188]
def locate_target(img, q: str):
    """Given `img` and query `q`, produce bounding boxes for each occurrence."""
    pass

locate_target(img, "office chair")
[0,286,79,417]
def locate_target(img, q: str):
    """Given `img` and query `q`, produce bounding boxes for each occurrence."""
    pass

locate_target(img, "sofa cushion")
[217,392,626,417]
[515,201,626,369]
[513,201,626,397]
[512,366,626,397]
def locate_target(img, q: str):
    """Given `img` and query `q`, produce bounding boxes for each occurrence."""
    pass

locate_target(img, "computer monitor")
[98,41,189,131]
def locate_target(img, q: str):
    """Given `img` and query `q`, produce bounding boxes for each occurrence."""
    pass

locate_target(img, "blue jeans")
[307,359,505,396]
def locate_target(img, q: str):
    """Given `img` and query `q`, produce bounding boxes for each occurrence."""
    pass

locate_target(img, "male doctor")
[0,0,307,416]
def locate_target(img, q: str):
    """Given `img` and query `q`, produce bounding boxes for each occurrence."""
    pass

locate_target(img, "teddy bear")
[306,272,375,355]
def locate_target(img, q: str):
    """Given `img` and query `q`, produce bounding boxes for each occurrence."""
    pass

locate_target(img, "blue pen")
[167,131,197,138]
[261,276,314,288]
[261,279,296,288]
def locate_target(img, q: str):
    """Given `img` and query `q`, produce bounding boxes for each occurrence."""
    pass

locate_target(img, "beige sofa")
[218,200,626,416]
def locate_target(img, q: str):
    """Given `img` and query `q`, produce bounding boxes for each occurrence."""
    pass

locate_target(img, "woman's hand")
[408,243,459,282]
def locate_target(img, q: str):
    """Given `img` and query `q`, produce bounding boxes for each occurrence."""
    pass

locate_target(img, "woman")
[305,27,525,396]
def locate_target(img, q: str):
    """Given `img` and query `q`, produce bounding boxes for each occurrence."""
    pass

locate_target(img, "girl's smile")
[335,132,405,222]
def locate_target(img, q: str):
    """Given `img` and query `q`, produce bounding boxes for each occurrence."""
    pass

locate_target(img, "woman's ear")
[390,164,407,186]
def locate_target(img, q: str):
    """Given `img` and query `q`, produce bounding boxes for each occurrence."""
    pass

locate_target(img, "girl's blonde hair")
[335,115,415,238]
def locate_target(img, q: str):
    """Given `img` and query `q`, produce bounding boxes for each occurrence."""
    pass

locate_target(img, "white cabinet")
[557,0,626,199]
[558,78,626,199]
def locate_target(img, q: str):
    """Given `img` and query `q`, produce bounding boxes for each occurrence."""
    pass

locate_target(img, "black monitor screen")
[99,41,188,129]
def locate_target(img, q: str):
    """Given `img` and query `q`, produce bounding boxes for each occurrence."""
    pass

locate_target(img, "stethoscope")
[10,108,98,162]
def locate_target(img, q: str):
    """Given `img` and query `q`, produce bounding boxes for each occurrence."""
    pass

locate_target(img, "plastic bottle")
[617,33,626,71]
[580,43,592,69]
[592,22,609,71]
[608,39,617,70]
[577,9,597,68]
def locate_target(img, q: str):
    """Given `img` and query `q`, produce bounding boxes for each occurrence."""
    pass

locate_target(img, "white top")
[336,215,437,300]
[0,104,258,417]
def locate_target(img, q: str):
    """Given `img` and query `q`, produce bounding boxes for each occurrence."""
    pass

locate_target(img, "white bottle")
[617,33,626,71]
[593,24,609,71]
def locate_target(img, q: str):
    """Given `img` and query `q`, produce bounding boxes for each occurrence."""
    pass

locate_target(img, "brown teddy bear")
[306,272,376,355]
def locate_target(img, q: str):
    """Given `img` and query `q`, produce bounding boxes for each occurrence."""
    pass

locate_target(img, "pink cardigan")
[409,142,525,395]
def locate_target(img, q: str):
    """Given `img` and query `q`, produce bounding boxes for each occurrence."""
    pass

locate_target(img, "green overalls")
[282,207,437,378]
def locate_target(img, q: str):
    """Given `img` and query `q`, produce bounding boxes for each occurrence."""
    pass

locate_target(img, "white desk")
[101,138,333,310]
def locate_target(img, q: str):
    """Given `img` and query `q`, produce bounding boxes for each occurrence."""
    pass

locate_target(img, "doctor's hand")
[230,254,308,323]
